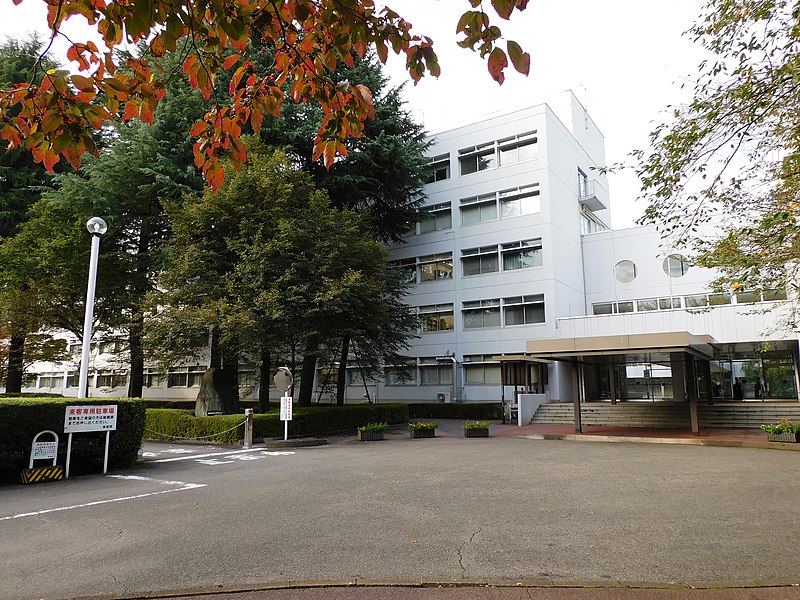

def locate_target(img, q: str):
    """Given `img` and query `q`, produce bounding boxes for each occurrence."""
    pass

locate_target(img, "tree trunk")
[127,311,144,398]
[220,337,240,414]
[258,344,271,413]
[298,335,319,406]
[5,332,24,393]
[336,336,349,406]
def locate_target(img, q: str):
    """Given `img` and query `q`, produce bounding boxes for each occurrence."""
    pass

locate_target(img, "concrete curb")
[265,437,328,448]
[70,578,800,600]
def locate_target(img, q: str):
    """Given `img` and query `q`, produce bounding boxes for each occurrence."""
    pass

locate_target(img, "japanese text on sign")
[280,396,293,421]
[64,405,118,433]
[32,442,58,459]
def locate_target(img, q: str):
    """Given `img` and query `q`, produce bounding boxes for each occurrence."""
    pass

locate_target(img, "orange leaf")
[190,121,208,137]
[506,40,530,76]
[223,54,241,70]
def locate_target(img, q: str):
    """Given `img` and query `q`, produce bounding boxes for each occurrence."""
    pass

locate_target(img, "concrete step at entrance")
[531,402,800,428]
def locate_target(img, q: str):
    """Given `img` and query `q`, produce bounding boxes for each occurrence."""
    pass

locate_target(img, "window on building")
[66,371,79,387]
[390,257,417,284]
[614,260,637,283]
[419,202,452,233]
[578,168,589,198]
[419,253,453,282]
[498,132,538,166]
[592,301,635,315]
[462,245,499,276]
[499,184,540,219]
[419,357,453,385]
[98,339,124,354]
[385,362,416,385]
[463,355,502,384]
[462,299,501,329]
[458,142,496,175]
[144,370,166,388]
[425,153,451,183]
[763,289,787,301]
[659,297,682,310]
[663,254,690,277]
[637,299,658,312]
[96,371,126,388]
[736,290,761,304]
[38,373,64,388]
[167,366,206,388]
[419,304,454,333]
[504,294,545,325]
[460,193,498,226]
[502,239,542,270]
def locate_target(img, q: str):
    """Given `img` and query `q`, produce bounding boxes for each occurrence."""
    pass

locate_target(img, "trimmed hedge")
[0,397,146,482]
[408,402,502,420]
[145,403,409,443]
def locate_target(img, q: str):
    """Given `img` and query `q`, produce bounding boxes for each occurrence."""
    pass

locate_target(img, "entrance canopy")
[525,332,717,361]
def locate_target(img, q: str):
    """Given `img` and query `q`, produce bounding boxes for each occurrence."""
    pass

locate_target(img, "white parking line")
[150,448,269,463]
[0,475,206,521]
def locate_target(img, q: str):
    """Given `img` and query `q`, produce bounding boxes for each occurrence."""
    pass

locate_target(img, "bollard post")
[243,408,254,449]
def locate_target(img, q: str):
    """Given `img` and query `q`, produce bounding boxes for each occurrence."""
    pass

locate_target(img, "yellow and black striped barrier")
[20,466,64,484]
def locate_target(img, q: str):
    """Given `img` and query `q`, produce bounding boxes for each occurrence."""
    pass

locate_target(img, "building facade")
[12,92,800,413]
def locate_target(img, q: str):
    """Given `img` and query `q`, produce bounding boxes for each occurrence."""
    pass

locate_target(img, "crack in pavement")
[97,518,123,542]
[457,525,484,576]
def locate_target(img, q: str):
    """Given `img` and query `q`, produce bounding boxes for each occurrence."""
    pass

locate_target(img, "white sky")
[1,0,707,227]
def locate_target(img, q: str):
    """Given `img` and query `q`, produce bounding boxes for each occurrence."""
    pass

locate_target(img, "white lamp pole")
[78,217,107,399]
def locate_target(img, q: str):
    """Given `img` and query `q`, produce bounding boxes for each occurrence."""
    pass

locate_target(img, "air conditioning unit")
[436,392,451,403]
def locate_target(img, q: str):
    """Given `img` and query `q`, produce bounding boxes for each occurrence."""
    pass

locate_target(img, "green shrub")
[408,421,439,431]
[408,402,502,420]
[464,420,490,429]
[0,392,64,398]
[0,397,145,482]
[357,422,389,433]
[145,403,409,443]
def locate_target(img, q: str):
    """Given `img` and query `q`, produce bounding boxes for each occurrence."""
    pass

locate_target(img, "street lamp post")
[78,217,107,399]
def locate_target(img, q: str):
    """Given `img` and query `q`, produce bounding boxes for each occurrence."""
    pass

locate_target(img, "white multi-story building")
[366,91,799,415]
[12,92,800,422]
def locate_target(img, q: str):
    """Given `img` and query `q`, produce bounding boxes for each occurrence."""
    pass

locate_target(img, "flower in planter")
[463,420,490,430]
[408,421,439,431]
[358,422,389,433]
[760,419,800,434]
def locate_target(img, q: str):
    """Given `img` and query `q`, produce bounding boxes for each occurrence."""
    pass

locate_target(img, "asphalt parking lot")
[2,424,800,600]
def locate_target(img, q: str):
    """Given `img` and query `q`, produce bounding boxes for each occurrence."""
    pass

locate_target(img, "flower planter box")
[358,430,384,442]
[410,429,436,439]
[766,431,799,443]
[464,428,489,438]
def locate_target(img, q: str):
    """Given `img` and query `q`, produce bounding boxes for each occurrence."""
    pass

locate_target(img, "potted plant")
[408,421,439,439]
[463,420,490,438]
[358,422,389,441]
[761,419,800,442]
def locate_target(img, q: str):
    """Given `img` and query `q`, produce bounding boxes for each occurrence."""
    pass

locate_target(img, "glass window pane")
[593,303,613,315]
[505,305,524,325]
[615,260,637,283]
[459,155,478,175]
[617,301,634,313]
[637,299,658,312]
[462,205,480,226]
[463,256,481,276]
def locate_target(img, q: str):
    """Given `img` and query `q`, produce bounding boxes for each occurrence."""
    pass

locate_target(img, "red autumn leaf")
[487,47,507,84]
[491,0,516,19]
[223,54,241,70]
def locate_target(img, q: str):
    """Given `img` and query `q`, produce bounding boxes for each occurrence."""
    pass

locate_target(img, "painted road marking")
[194,451,296,466]
[0,475,206,522]
[151,448,262,463]
[150,448,294,463]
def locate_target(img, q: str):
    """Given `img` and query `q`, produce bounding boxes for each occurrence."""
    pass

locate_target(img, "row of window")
[416,295,546,333]
[425,132,539,184]
[35,367,260,389]
[592,290,788,315]
[384,355,503,386]
[415,184,542,235]
[392,238,543,284]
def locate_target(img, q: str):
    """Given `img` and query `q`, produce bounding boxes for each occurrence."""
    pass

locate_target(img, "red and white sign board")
[64,405,118,433]
[280,396,292,421]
